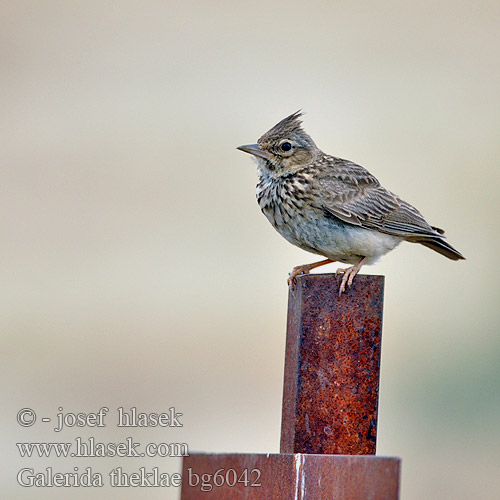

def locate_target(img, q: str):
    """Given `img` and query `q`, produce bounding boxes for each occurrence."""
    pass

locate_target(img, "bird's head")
[237,111,319,174]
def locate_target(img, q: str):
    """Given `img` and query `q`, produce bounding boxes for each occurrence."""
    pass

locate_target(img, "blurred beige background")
[2,1,499,499]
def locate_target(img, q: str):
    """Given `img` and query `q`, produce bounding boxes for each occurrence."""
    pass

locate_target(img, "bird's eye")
[280,142,292,152]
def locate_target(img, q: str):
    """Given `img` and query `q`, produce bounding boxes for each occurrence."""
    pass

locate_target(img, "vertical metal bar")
[280,274,384,454]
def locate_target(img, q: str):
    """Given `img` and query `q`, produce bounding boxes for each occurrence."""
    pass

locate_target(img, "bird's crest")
[258,110,304,145]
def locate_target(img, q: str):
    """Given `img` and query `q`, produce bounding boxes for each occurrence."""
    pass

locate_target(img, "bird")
[237,111,465,295]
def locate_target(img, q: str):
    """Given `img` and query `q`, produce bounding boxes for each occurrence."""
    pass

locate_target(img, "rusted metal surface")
[281,273,384,455]
[181,453,400,499]
[179,273,400,500]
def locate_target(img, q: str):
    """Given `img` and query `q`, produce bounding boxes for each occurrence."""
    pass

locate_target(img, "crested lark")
[237,111,465,294]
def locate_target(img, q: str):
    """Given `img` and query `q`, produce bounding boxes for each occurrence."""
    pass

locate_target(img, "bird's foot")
[335,257,366,296]
[288,265,310,289]
[288,258,334,289]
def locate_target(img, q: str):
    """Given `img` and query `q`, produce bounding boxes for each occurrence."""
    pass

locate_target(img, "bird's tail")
[419,238,465,261]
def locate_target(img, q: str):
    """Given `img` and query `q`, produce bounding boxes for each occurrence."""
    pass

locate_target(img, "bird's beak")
[237,143,273,160]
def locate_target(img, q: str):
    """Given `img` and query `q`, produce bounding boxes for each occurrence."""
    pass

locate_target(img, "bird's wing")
[318,158,444,239]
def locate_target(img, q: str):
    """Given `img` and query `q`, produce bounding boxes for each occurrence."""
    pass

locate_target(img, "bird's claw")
[287,258,341,291]
[335,258,366,296]
[336,268,352,295]
[288,265,310,290]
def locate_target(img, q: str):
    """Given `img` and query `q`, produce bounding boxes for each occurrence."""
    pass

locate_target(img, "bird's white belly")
[274,213,402,265]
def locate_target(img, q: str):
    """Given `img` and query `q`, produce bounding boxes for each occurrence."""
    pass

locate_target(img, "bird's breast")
[257,174,312,229]
[255,173,402,263]
[256,173,328,253]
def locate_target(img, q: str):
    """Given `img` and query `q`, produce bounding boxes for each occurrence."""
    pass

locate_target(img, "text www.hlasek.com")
[17,437,187,458]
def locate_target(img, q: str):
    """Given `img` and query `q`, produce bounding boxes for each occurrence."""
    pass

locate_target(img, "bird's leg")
[288,258,334,288]
[336,257,367,295]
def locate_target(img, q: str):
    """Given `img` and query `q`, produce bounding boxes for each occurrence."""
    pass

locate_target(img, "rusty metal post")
[181,453,399,499]
[281,273,384,454]
[181,274,400,499]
